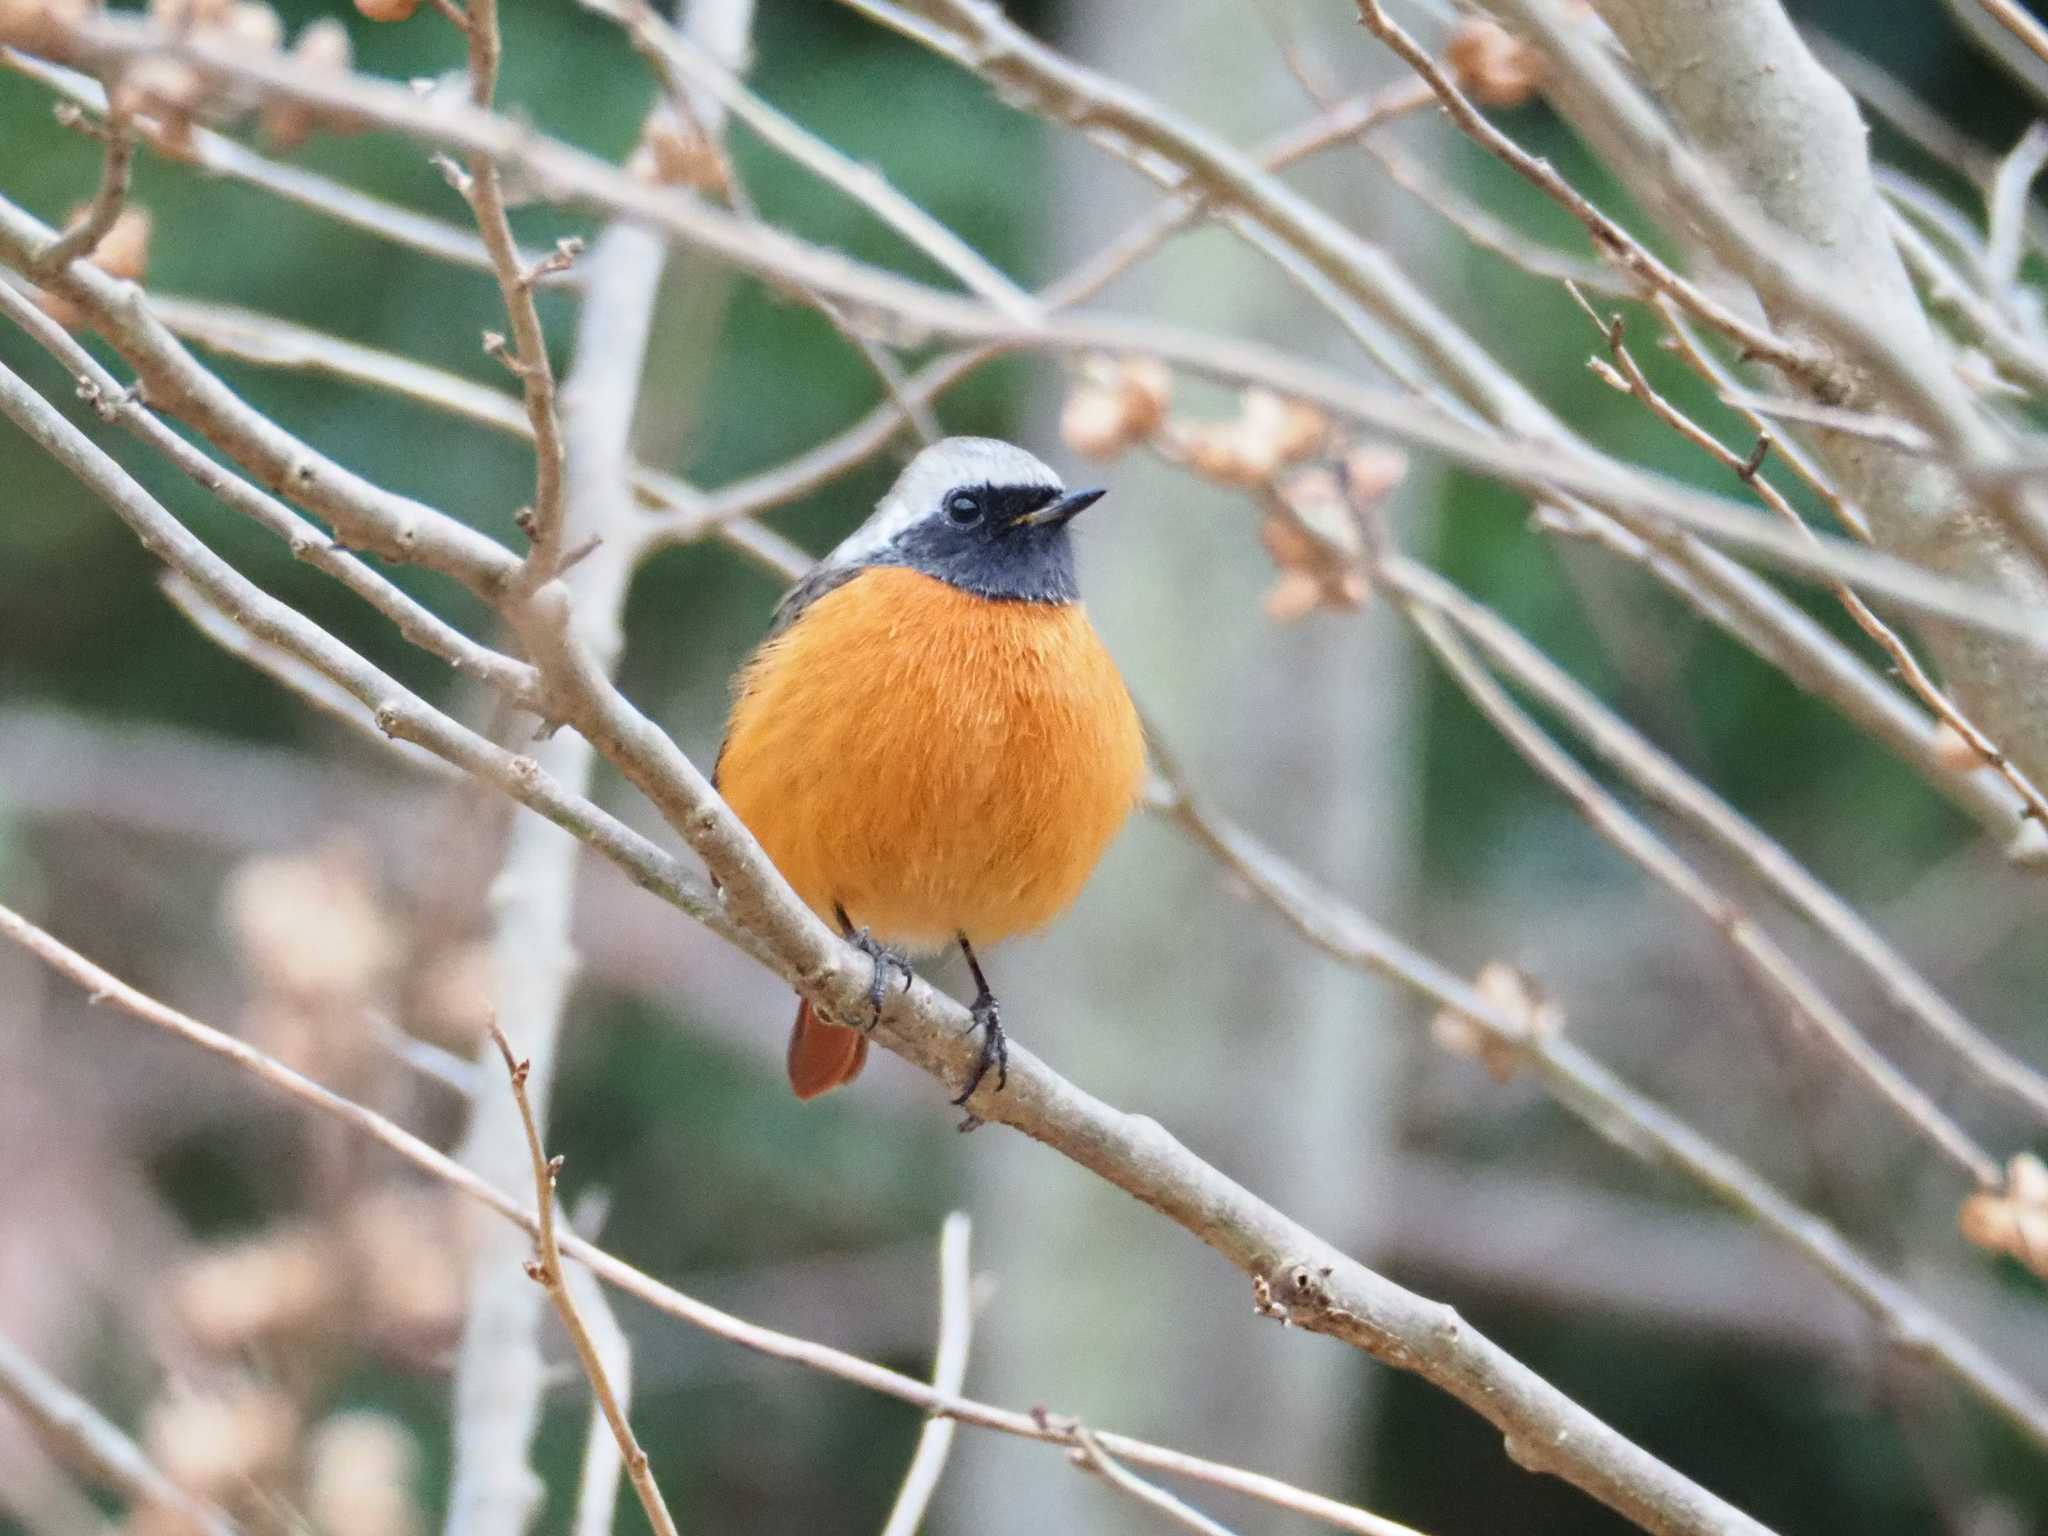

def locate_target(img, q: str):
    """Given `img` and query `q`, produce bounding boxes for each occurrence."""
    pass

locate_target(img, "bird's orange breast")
[717,566,1146,953]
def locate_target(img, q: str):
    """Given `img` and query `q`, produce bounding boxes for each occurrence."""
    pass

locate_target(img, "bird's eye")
[945,491,983,526]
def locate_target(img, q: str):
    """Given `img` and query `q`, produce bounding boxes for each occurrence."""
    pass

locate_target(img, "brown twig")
[1975,0,2048,74]
[1348,0,1823,385]
[456,0,572,585]
[1638,297,2048,842]
[488,1022,680,1536]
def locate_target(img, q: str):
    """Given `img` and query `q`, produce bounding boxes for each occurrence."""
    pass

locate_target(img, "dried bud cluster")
[1959,1153,2048,1280]
[1431,960,1562,1081]
[628,104,730,196]
[1443,17,1545,109]
[1063,361,1404,623]
[90,0,363,156]
[307,1412,424,1536]
[1257,446,1403,622]
[173,1226,341,1350]
[1164,386,1327,488]
[228,840,396,1010]
[144,1381,301,1501]
[1930,721,1985,777]
[0,0,92,53]
[1059,354,1171,460]
[262,19,362,148]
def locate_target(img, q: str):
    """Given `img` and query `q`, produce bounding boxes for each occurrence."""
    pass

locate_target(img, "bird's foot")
[847,928,911,1032]
[950,989,1008,1120]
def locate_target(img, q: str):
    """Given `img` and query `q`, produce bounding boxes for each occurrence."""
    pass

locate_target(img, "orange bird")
[716,438,1145,1104]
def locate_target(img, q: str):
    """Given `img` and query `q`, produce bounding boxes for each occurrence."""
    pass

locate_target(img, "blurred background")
[3,0,2047,1532]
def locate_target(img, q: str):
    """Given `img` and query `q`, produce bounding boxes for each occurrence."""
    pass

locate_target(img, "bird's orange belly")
[717,566,1146,953]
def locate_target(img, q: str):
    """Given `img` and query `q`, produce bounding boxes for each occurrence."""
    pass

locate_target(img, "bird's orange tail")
[786,998,869,1100]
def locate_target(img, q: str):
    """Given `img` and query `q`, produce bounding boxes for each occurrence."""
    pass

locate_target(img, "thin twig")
[653,74,1439,543]
[1349,0,1822,383]
[565,1247,635,1536]
[30,109,132,277]
[1367,138,1633,298]
[457,0,572,584]
[589,0,1038,324]
[0,902,1432,1536]
[0,48,570,284]
[489,1022,681,1536]
[0,278,543,705]
[0,1329,239,1536]
[158,572,461,781]
[1062,1418,1242,1536]
[1975,0,2048,74]
[1709,386,1933,458]
[1985,120,2048,293]
[1888,203,2048,396]
[1645,299,2048,840]
[878,1214,974,1536]
[13,26,2048,648]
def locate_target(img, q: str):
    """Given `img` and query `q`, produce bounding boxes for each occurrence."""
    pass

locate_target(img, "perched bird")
[716,437,1146,1104]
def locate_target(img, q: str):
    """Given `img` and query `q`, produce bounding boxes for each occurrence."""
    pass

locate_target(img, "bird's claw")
[848,928,911,1032]
[951,991,1007,1114]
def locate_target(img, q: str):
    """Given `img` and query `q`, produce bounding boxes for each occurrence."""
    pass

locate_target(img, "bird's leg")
[950,932,1008,1111]
[836,903,910,1031]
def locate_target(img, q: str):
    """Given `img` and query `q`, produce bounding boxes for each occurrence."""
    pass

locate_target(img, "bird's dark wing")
[764,559,865,641]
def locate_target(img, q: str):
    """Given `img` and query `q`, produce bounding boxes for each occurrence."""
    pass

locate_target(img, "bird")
[715,436,1146,1105]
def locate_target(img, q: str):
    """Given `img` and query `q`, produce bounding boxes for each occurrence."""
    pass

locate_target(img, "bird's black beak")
[1016,487,1107,528]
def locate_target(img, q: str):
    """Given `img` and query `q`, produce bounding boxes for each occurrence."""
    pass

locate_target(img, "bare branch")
[1974,0,2048,74]
[158,572,461,782]
[490,1023,680,1536]
[1,47,569,283]
[587,0,1037,323]
[0,339,1783,1536]
[1062,1418,1242,1536]
[457,0,572,584]
[564,1249,635,1536]
[1508,0,2048,788]
[1377,555,2003,1187]
[0,1329,239,1536]
[0,902,1433,1536]
[879,1214,974,1536]
[0,278,542,705]
[1350,0,1819,382]
[29,108,132,278]
[1985,120,2048,293]
[1150,771,2048,1450]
